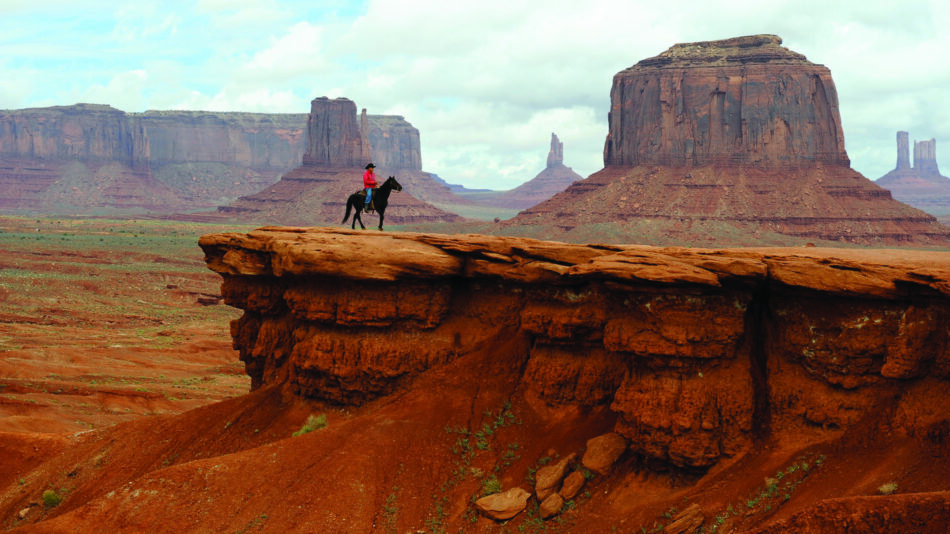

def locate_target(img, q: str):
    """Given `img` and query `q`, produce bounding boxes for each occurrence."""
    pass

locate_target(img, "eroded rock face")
[201,227,950,469]
[0,104,308,212]
[0,101,439,214]
[504,35,950,246]
[604,35,848,167]
[219,98,461,226]
[301,97,367,168]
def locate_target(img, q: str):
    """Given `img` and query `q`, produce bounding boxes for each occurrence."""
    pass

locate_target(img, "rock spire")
[546,133,564,168]
[896,131,911,170]
[914,138,940,175]
[878,132,950,216]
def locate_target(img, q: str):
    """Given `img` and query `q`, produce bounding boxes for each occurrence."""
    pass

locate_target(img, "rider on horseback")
[363,163,378,213]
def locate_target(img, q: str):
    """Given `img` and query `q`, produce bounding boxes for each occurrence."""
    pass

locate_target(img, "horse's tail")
[342,197,352,224]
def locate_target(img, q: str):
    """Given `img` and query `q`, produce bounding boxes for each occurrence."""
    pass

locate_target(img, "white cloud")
[1,0,948,188]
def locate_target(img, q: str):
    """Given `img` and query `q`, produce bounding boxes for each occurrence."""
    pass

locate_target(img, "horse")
[342,176,402,230]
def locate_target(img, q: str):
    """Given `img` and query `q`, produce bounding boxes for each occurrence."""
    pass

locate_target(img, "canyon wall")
[0,102,430,214]
[0,104,308,169]
[201,227,950,471]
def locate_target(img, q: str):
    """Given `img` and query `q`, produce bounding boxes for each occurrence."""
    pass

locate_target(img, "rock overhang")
[201,227,950,469]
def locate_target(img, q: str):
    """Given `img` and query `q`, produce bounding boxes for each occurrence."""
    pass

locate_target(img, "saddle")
[357,189,376,213]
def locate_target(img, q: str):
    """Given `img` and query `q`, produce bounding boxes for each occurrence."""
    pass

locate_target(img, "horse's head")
[386,176,402,192]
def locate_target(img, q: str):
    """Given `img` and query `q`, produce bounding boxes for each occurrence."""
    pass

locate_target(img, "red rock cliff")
[603,35,849,168]
[201,227,950,474]
[0,101,434,214]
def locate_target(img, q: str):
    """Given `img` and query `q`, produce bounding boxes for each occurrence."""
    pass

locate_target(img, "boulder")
[665,503,704,534]
[474,487,531,520]
[539,493,565,519]
[560,470,586,500]
[582,433,627,475]
[535,453,576,501]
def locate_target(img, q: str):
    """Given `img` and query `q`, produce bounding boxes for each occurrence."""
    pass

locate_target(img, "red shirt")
[363,169,378,188]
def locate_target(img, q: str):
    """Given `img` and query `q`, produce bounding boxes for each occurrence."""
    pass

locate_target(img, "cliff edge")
[194,227,950,531]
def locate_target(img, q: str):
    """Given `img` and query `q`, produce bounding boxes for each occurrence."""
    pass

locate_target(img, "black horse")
[342,176,402,230]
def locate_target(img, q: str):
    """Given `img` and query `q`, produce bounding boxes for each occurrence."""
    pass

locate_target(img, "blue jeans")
[364,187,373,206]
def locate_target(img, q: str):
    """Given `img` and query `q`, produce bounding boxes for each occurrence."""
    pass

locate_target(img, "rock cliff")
[502,35,950,246]
[201,227,950,473]
[0,104,308,212]
[4,227,948,533]
[0,101,443,215]
[877,132,950,216]
[603,34,848,167]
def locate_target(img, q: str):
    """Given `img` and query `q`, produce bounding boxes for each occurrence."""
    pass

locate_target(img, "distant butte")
[877,131,950,216]
[461,133,582,210]
[218,97,461,226]
[501,34,950,247]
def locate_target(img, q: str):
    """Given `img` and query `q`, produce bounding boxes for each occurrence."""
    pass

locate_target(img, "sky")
[1,0,948,190]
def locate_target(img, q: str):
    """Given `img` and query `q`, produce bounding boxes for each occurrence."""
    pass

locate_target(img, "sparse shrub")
[481,475,502,496]
[42,489,62,508]
[878,482,898,495]
[292,413,327,437]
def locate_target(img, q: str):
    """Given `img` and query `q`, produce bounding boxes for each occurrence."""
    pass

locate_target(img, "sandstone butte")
[8,226,950,532]
[0,101,460,218]
[218,96,463,226]
[877,131,950,217]
[502,35,950,247]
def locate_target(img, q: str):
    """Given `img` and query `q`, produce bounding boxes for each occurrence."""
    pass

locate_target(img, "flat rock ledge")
[200,226,950,299]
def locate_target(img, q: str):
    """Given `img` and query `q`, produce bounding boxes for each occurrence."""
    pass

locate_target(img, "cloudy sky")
[1,0,947,190]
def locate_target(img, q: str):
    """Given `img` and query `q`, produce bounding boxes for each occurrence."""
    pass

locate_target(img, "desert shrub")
[481,475,502,496]
[292,414,327,437]
[878,482,898,495]
[42,489,62,508]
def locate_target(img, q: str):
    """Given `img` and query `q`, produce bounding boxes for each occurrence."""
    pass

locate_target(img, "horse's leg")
[377,209,384,231]
[355,205,365,230]
[343,197,353,224]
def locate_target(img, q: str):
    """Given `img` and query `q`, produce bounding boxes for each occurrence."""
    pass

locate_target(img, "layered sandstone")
[0,101,449,215]
[0,104,309,212]
[877,132,950,216]
[603,34,848,167]
[502,35,950,246]
[201,227,950,473]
